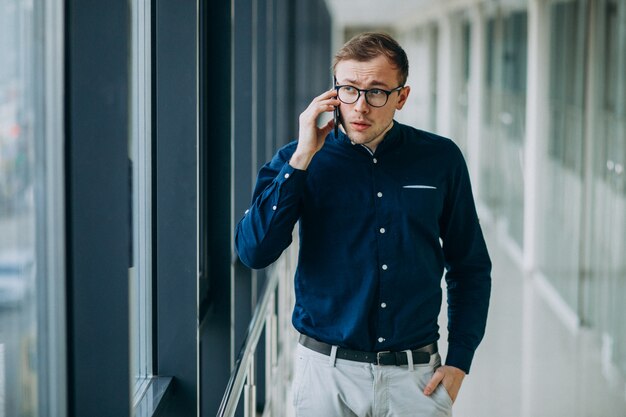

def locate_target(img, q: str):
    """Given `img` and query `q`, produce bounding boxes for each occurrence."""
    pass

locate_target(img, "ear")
[395,85,410,110]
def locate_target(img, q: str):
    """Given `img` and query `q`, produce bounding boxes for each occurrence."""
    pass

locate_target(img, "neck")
[364,121,394,153]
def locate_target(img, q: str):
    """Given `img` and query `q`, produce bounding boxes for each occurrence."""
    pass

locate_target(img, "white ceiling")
[324,0,435,27]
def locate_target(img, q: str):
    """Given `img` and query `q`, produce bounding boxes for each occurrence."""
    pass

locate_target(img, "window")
[537,0,589,313]
[130,0,153,403]
[548,0,587,175]
[479,11,527,246]
[0,0,65,415]
[585,0,626,380]
[596,0,626,195]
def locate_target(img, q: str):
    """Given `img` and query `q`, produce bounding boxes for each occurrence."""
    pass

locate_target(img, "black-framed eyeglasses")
[335,84,404,108]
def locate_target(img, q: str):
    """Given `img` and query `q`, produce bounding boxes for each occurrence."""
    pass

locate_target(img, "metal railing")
[217,245,298,417]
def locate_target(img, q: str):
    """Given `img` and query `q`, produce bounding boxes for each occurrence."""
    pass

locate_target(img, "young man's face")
[334,55,410,150]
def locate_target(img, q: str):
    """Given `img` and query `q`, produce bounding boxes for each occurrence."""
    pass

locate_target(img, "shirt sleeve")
[235,144,307,269]
[439,145,492,374]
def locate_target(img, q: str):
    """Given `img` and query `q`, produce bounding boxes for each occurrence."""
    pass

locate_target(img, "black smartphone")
[333,76,340,137]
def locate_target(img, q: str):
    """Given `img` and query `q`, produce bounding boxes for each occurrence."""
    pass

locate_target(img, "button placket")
[372,156,390,349]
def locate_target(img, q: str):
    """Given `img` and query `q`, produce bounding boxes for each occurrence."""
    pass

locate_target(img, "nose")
[353,92,370,113]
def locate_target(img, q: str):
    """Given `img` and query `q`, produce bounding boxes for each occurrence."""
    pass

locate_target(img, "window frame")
[65,0,132,415]
[38,0,68,415]
[130,0,154,401]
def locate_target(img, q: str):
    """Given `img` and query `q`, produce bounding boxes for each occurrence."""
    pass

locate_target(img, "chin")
[352,135,376,146]
[348,136,365,145]
[345,131,369,143]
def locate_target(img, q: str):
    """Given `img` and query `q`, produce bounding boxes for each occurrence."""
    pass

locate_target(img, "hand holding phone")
[333,76,340,137]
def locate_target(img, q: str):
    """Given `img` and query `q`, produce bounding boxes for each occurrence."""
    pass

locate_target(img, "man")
[235,32,491,416]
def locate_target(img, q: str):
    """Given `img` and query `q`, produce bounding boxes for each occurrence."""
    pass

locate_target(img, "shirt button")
[284,173,290,179]
[379,228,386,234]
[373,158,378,164]
[382,264,388,270]
[245,209,250,214]
[377,192,383,198]
[378,337,385,343]
[272,205,277,211]
[381,302,387,308]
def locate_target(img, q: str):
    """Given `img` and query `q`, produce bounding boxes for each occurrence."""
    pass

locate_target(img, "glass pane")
[584,0,626,378]
[429,25,439,131]
[0,0,41,415]
[536,0,588,312]
[130,0,152,400]
[397,24,438,132]
[480,11,527,247]
[453,19,471,156]
[480,19,499,211]
[615,0,626,377]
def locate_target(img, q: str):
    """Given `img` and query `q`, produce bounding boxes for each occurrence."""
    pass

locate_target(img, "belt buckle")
[376,350,391,365]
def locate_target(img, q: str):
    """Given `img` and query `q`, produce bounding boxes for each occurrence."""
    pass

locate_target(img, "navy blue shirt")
[235,121,491,373]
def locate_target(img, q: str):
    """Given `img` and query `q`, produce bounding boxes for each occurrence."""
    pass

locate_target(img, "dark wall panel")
[200,0,332,415]
[199,0,233,415]
[65,0,131,415]
[154,0,199,415]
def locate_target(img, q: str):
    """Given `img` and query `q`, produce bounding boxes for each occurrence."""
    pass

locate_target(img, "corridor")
[451,222,626,417]
[2,0,625,415]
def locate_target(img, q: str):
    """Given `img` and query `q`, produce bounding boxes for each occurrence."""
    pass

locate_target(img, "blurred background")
[0,0,624,416]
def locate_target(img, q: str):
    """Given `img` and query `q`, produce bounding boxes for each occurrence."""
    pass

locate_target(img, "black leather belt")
[299,334,437,366]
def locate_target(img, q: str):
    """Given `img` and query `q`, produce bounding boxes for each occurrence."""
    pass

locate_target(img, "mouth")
[350,121,371,132]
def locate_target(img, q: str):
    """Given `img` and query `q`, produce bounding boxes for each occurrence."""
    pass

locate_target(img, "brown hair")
[333,32,409,85]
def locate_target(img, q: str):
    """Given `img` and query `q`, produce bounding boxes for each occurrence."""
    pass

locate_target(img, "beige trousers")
[292,343,453,417]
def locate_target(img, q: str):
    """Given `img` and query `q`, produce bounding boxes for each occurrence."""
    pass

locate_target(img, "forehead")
[335,55,401,87]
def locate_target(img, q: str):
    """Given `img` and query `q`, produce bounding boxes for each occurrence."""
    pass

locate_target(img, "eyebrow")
[341,79,392,89]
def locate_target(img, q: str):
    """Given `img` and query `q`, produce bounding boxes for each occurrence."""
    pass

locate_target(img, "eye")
[368,89,385,96]
[342,86,357,93]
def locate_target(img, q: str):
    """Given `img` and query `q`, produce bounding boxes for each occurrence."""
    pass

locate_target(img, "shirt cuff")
[276,161,307,190]
[445,344,475,374]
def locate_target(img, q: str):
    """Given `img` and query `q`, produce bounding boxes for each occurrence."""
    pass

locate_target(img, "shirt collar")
[334,120,401,154]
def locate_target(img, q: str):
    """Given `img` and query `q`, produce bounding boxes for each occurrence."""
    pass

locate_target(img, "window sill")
[133,376,174,417]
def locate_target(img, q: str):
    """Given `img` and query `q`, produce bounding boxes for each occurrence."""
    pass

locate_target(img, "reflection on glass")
[537,0,626,384]
[537,0,588,313]
[130,0,153,402]
[0,0,38,415]
[453,19,470,156]
[583,0,626,380]
[480,12,527,247]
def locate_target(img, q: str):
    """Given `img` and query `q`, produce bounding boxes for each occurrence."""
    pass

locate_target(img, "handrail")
[216,271,279,417]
